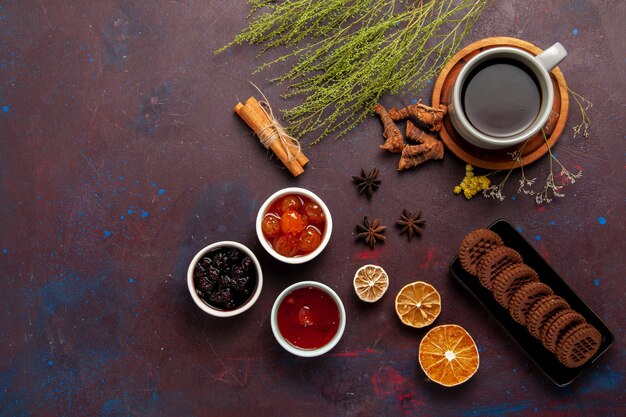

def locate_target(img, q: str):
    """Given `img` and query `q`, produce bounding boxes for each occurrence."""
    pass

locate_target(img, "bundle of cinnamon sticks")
[235,97,308,176]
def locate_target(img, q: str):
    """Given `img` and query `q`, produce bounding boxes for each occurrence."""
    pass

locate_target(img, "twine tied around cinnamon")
[253,87,302,163]
[234,86,308,176]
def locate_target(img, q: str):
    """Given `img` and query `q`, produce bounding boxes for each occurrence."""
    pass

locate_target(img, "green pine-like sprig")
[218,0,491,145]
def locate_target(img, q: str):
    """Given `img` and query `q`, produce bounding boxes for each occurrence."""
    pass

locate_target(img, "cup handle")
[536,42,568,72]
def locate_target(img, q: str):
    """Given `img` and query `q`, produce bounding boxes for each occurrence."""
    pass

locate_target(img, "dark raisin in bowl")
[187,242,263,317]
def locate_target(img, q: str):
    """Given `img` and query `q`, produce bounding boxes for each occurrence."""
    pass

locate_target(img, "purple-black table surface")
[1,1,624,416]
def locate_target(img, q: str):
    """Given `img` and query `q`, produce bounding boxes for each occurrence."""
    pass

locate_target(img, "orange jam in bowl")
[257,188,332,264]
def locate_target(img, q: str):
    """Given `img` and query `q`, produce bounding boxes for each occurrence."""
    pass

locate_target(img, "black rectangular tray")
[449,219,613,386]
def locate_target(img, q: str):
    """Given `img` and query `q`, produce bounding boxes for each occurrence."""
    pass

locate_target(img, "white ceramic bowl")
[256,187,333,264]
[187,241,263,317]
[271,281,346,357]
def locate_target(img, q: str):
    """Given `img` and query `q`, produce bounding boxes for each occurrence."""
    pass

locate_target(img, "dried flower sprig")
[569,88,592,138]
[517,172,536,196]
[481,143,528,202]
[482,175,508,202]
[517,146,536,196]
[457,131,582,204]
[532,130,582,204]
[455,90,591,204]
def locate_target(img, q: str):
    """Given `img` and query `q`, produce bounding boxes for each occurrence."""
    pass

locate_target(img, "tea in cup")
[448,42,567,150]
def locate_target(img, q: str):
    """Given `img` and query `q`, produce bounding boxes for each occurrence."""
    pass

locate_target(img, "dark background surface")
[1,1,624,416]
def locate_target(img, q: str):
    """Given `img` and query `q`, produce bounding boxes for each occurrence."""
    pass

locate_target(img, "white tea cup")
[448,42,567,150]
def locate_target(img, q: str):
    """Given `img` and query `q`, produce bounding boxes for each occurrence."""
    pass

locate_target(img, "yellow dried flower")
[478,177,490,188]
[454,164,491,199]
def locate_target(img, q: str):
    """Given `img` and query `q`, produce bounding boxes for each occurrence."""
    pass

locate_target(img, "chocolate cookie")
[492,263,539,308]
[508,282,554,326]
[539,309,572,342]
[476,246,523,290]
[458,229,504,276]
[556,323,602,368]
[541,309,586,353]
[526,295,570,339]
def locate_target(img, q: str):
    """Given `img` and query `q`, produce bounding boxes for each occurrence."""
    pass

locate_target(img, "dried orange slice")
[418,324,480,387]
[394,281,441,328]
[353,264,389,302]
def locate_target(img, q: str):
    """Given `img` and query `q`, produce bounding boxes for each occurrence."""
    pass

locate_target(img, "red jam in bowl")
[261,193,326,257]
[276,286,340,350]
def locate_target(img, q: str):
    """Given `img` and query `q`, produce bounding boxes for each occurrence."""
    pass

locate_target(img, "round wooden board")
[432,37,569,170]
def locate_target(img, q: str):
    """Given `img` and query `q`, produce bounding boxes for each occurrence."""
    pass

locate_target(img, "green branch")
[217,0,491,145]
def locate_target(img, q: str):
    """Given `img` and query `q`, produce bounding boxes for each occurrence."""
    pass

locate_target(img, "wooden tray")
[432,37,570,170]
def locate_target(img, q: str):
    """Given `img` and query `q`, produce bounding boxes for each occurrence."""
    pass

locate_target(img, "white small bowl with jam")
[187,241,263,317]
[271,281,346,357]
[256,187,332,264]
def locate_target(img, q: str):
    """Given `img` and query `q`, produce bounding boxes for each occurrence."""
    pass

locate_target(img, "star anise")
[356,216,386,248]
[352,168,381,199]
[396,209,425,241]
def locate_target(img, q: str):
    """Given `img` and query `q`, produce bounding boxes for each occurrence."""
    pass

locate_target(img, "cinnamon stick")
[244,97,308,167]
[234,96,308,176]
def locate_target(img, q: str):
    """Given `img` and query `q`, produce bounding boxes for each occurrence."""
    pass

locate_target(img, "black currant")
[241,256,252,271]
[227,248,240,261]
[193,264,206,278]
[197,276,214,293]
[231,276,249,291]
[231,265,244,278]
[207,267,220,283]
[220,275,233,288]
[213,252,228,269]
